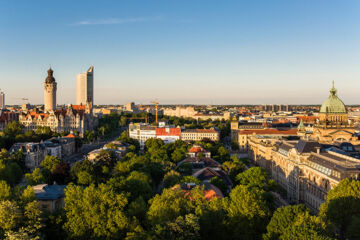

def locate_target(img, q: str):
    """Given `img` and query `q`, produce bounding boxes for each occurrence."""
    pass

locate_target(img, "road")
[64,129,124,167]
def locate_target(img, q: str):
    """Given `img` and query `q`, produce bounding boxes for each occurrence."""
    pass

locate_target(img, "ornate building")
[44,68,57,112]
[19,68,98,136]
[311,81,360,144]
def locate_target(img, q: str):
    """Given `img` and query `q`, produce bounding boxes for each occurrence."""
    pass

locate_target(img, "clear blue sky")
[1,0,359,105]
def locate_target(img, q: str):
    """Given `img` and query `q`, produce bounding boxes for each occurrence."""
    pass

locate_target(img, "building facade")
[181,129,220,142]
[76,66,94,106]
[310,82,360,145]
[19,104,98,136]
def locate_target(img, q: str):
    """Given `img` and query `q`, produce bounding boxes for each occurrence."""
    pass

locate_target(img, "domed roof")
[45,68,55,84]
[320,81,347,114]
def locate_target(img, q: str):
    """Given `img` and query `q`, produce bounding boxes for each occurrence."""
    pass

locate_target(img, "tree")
[0,201,22,232]
[209,177,228,196]
[171,148,187,163]
[264,204,309,240]
[4,121,24,137]
[224,185,271,239]
[154,214,201,240]
[147,188,191,225]
[222,159,245,182]
[0,180,11,201]
[40,155,62,173]
[163,170,181,189]
[180,176,201,184]
[280,212,333,240]
[319,178,360,239]
[25,168,44,186]
[236,167,276,191]
[64,184,130,239]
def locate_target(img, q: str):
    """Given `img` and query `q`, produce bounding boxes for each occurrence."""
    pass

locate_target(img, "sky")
[0,0,360,105]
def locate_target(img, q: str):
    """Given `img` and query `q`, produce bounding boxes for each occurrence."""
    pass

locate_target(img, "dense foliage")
[0,118,359,239]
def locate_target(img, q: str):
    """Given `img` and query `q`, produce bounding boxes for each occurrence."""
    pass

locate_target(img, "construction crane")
[150,99,159,125]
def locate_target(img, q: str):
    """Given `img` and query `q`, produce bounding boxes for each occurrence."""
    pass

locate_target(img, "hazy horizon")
[1,0,359,105]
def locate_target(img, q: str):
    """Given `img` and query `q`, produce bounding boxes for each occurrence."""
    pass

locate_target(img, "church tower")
[44,68,57,112]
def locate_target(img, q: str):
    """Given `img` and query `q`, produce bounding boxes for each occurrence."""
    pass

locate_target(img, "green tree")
[319,178,360,239]
[222,159,245,182]
[154,214,201,240]
[147,188,191,225]
[236,167,276,191]
[40,155,62,173]
[163,170,181,189]
[180,176,201,184]
[281,212,333,240]
[64,184,130,239]
[264,204,309,240]
[25,168,44,186]
[224,185,271,239]
[0,180,11,201]
[209,177,228,196]
[0,201,22,232]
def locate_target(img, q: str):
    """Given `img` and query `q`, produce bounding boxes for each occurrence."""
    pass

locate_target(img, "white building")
[76,66,94,106]
[129,123,156,148]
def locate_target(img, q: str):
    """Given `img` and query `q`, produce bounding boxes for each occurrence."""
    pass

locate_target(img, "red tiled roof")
[189,146,207,153]
[72,105,86,111]
[238,128,298,135]
[65,133,76,138]
[296,116,318,123]
[156,127,181,136]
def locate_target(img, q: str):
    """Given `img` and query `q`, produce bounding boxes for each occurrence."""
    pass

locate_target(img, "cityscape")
[1,1,360,240]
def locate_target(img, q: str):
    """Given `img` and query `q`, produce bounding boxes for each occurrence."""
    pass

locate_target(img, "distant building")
[0,90,5,110]
[19,104,98,136]
[163,106,199,118]
[310,82,360,145]
[76,66,94,106]
[9,142,47,169]
[125,102,138,113]
[43,141,62,158]
[181,128,220,142]
[236,128,298,152]
[0,110,19,131]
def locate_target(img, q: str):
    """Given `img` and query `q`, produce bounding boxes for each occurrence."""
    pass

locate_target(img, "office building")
[76,66,94,106]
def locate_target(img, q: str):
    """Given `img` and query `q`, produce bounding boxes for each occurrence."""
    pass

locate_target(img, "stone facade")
[19,104,98,136]
[248,138,360,212]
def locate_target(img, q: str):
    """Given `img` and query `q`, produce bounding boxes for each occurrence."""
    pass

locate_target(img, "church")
[19,68,98,136]
[309,81,360,145]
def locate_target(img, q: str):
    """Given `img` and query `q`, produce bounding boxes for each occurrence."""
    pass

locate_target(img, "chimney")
[315,147,321,154]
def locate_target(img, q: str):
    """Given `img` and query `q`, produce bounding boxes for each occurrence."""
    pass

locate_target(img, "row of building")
[9,134,76,170]
[129,122,220,148]
[246,83,360,212]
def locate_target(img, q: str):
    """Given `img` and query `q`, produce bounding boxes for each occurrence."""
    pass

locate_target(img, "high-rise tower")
[76,66,94,106]
[44,68,57,112]
[0,90,5,110]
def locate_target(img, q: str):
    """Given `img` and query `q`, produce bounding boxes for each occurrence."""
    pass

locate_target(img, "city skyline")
[1,0,360,105]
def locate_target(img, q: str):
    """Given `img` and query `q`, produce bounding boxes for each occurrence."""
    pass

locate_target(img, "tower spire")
[330,80,337,96]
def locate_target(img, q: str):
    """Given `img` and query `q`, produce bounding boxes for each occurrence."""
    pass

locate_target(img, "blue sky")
[1,0,359,105]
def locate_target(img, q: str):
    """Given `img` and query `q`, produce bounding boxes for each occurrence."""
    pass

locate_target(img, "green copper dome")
[320,81,347,114]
